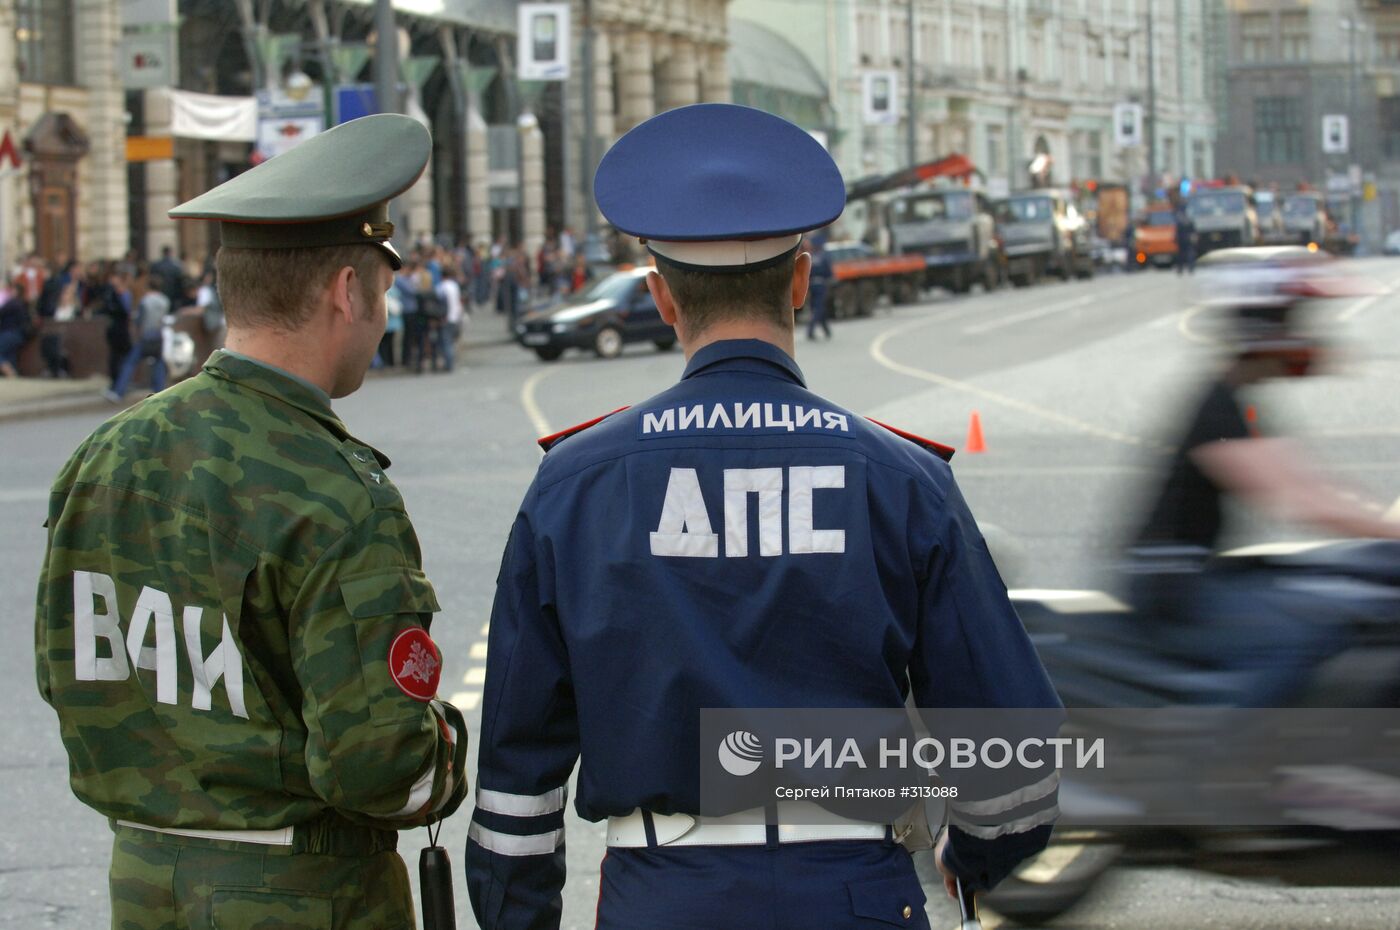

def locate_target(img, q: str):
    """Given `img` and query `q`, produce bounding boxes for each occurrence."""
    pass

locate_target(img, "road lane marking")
[520,368,559,446]
[470,641,488,660]
[447,691,482,711]
[868,316,1165,451]
[1338,272,1400,323]
[463,667,486,686]
[1386,495,1400,522]
[961,295,1096,336]
[1177,303,1216,345]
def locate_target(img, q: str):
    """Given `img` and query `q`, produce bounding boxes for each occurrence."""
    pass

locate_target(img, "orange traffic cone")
[965,411,987,454]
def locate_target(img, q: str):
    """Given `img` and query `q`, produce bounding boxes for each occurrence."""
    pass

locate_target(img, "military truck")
[993,189,1095,286]
[884,187,1002,293]
[1188,186,1258,254]
[1281,191,1328,247]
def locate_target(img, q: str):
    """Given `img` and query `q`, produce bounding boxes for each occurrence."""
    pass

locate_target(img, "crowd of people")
[0,225,599,389]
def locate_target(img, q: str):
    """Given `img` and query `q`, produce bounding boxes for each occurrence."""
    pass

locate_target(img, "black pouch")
[419,820,456,930]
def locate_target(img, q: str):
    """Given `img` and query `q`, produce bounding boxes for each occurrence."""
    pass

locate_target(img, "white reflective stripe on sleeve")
[468,822,565,857]
[949,771,1060,817]
[389,764,437,818]
[949,804,1060,840]
[475,786,568,817]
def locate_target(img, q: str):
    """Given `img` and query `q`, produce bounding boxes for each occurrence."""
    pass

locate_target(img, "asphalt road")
[4,259,1400,928]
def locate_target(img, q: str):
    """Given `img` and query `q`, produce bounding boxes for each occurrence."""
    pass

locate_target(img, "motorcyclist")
[1126,247,1400,704]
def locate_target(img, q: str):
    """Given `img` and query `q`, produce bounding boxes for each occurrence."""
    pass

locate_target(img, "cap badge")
[361,221,394,239]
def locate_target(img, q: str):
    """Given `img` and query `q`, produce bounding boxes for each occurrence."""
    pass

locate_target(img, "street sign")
[121,31,176,88]
[517,3,570,81]
[0,130,21,170]
[1113,103,1143,148]
[862,71,899,126]
[1322,114,1349,155]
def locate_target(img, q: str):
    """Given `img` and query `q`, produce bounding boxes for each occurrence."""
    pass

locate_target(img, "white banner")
[518,3,571,81]
[168,90,257,142]
[862,72,898,126]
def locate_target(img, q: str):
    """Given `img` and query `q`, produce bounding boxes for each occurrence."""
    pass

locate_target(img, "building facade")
[1,0,129,269]
[731,0,1218,236]
[1220,0,1399,248]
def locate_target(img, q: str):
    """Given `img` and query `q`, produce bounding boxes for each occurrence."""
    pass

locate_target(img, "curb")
[0,394,123,425]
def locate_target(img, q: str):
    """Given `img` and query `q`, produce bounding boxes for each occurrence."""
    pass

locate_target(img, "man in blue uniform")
[466,104,1061,930]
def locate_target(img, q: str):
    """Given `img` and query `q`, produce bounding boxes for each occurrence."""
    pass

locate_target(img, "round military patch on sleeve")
[388,628,443,702]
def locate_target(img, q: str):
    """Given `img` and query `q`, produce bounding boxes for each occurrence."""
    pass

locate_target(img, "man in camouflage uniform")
[35,114,467,930]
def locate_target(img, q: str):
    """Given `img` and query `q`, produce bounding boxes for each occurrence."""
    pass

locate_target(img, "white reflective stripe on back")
[475,786,568,817]
[390,764,437,818]
[949,804,1060,840]
[468,822,564,857]
[949,771,1060,817]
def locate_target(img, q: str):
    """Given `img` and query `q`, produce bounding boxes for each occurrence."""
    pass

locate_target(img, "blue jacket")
[467,339,1060,929]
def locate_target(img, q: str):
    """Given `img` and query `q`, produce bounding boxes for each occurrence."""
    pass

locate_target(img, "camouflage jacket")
[35,350,467,832]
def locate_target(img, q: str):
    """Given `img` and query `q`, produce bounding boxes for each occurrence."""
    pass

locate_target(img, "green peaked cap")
[169,113,430,270]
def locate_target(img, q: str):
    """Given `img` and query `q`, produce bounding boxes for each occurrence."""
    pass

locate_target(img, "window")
[857,9,880,64]
[1255,96,1303,165]
[1240,13,1272,64]
[952,18,974,69]
[1381,97,1400,160]
[1378,32,1400,62]
[16,0,75,85]
[1281,12,1309,62]
[986,124,1005,175]
[983,27,1003,78]
[1192,139,1208,178]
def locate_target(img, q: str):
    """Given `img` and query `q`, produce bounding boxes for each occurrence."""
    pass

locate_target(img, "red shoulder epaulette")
[537,406,631,452]
[866,418,956,462]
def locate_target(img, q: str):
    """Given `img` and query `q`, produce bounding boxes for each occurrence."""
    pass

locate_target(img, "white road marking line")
[1385,495,1400,523]
[470,641,488,660]
[1177,303,1216,346]
[463,667,486,686]
[1015,843,1088,884]
[520,368,558,452]
[868,315,1164,451]
[447,691,482,711]
[480,620,491,636]
[1339,272,1400,323]
[961,295,1096,336]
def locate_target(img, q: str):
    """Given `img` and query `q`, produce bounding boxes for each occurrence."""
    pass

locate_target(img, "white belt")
[116,820,295,847]
[606,803,890,848]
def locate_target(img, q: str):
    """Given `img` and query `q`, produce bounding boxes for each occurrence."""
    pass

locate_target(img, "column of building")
[75,0,130,261]
[0,1,20,269]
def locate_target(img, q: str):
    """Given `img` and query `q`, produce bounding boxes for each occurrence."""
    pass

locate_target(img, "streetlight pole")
[1146,0,1157,188]
[906,0,917,166]
[1346,17,1362,241]
[373,0,403,234]
[581,0,600,256]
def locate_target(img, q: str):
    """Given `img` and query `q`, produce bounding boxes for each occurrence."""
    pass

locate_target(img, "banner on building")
[1322,114,1349,155]
[518,3,570,81]
[862,72,898,126]
[169,90,257,142]
[256,86,326,161]
[1113,103,1143,148]
[121,0,178,88]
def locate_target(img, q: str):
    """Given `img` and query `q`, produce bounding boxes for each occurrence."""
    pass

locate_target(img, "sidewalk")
[0,323,517,425]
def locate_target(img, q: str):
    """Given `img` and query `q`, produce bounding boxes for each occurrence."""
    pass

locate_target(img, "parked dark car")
[514,267,676,361]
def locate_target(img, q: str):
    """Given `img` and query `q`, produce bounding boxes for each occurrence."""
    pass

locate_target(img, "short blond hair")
[215,245,385,329]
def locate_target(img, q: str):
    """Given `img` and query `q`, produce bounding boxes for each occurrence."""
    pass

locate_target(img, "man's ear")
[791,251,812,311]
[648,270,679,329]
[329,265,357,323]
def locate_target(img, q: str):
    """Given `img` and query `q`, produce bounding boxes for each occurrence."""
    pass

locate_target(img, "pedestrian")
[380,277,404,367]
[152,244,186,307]
[569,251,592,293]
[105,267,171,401]
[1175,203,1196,275]
[436,264,466,373]
[0,278,34,377]
[414,260,444,373]
[465,103,1060,930]
[396,259,423,370]
[805,235,833,340]
[94,265,133,388]
[37,114,468,930]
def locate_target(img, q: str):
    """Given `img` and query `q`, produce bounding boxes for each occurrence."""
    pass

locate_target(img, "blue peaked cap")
[594,104,845,252]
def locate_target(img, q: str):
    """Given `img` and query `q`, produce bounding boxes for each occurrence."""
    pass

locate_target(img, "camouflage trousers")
[109,818,416,930]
